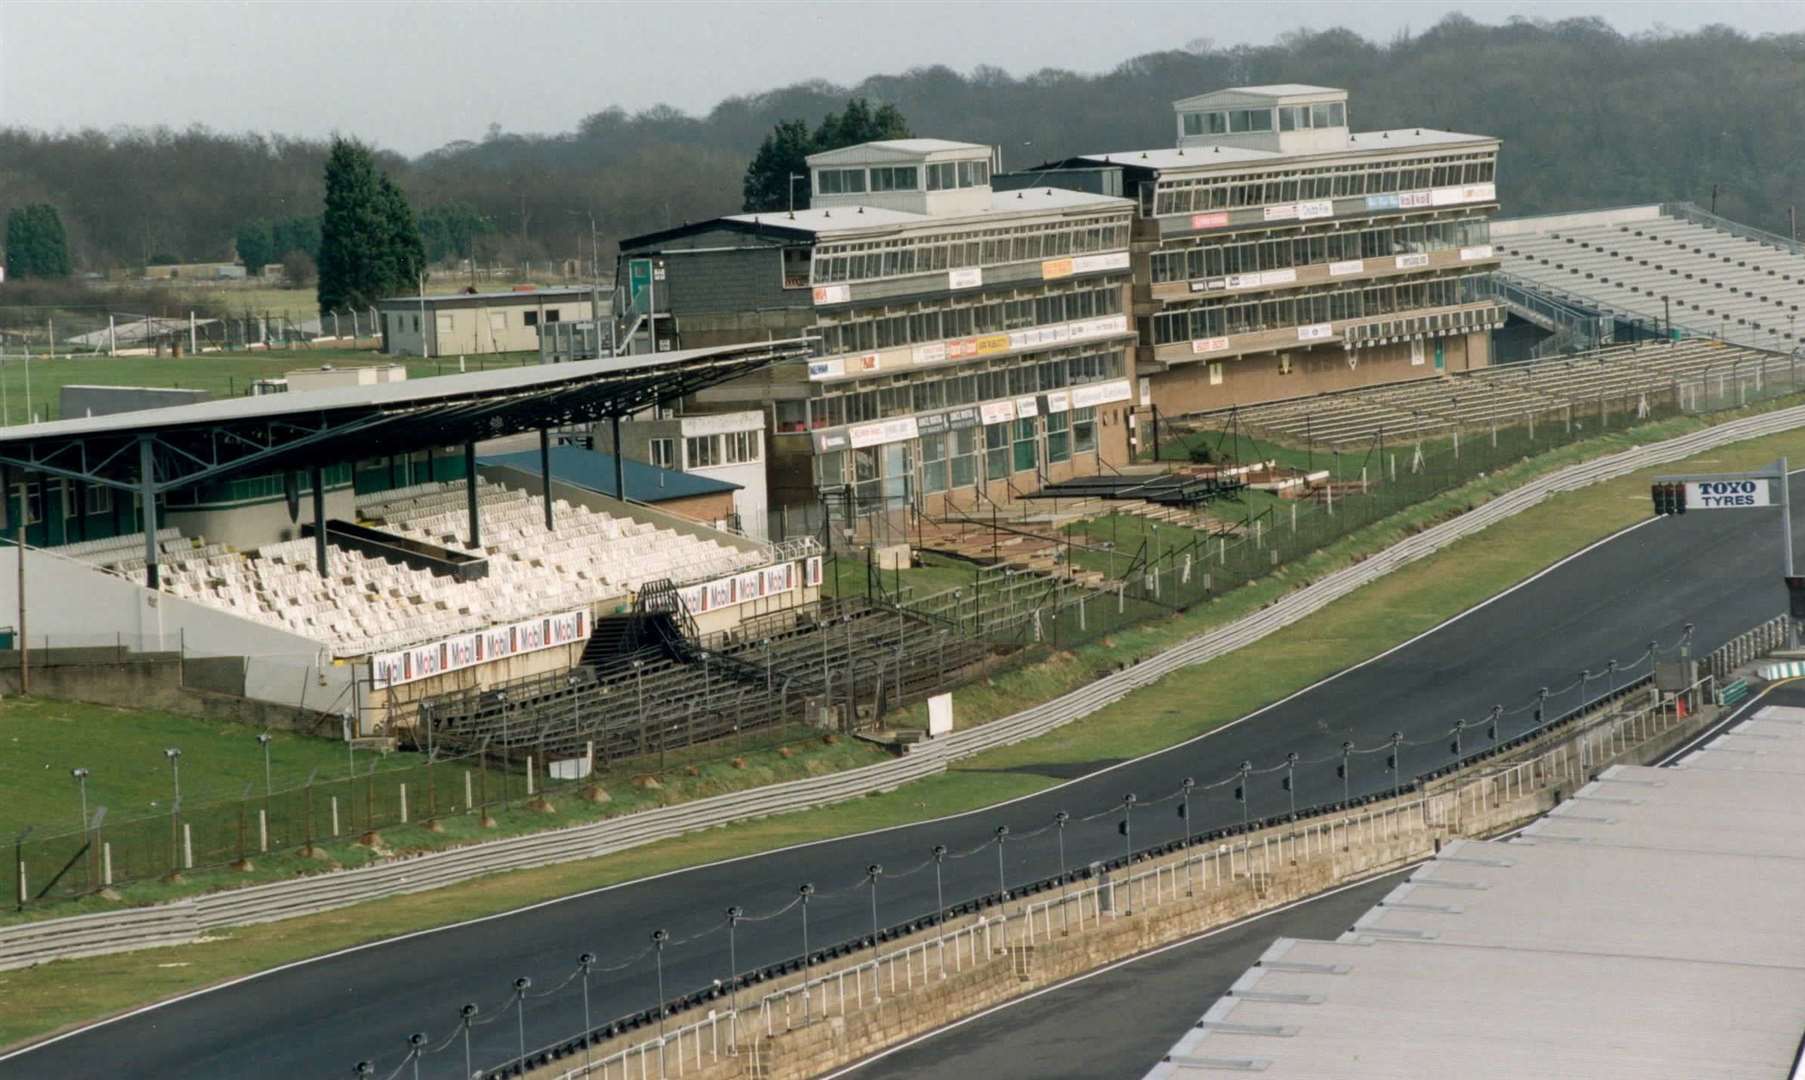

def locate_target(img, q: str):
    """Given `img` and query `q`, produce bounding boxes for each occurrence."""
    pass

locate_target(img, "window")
[648,438,676,469]
[412,315,420,332]
[1046,409,1070,464]
[1073,407,1097,455]
[1279,107,1298,132]
[870,166,918,192]
[85,485,112,515]
[1012,418,1038,473]
[1207,111,1227,134]
[544,309,561,324]
[816,168,867,195]
[686,436,720,468]
[724,430,761,464]
[920,432,948,494]
[1329,102,1346,126]
[524,310,539,327]
[21,482,41,526]
[1183,112,1203,136]
[950,427,978,487]
[985,422,1011,480]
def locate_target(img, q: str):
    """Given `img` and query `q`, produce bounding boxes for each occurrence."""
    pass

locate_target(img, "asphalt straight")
[4,481,1798,1079]
[839,683,1791,1080]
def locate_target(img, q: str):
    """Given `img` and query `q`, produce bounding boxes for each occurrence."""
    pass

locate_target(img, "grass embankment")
[3,403,1803,1048]
[0,348,538,425]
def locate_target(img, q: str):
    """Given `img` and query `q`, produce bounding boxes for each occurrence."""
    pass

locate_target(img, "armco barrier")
[7,400,1805,972]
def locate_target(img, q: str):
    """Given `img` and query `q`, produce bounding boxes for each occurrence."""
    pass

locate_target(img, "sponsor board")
[979,399,1017,424]
[1191,336,1230,355]
[912,341,948,365]
[1459,244,1495,261]
[1430,182,1497,207]
[1296,323,1334,342]
[948,267,983,290]
[1014,395,1040,419]
[371,610,589,689]
[1262,204,1299,222]
[846,416,919,449]
[812,284,851,305]
[1394,253,1430,270]
[1297,200,1334,220]
[1040,251,1130,280]
[1329,259,1365,276]
[674,560,802,618]
[1070,379,1133,408]
[807,358,845,380]
[1364,194,1401,211]
[1398,191,1433,209]
[1190,212,1229,230]
[1045,389,1071,413]
[1686,479,1772,508]
[1224,268,1296,291]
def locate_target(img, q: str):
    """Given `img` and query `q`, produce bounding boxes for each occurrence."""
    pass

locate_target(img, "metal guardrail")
[8,402,1805,971]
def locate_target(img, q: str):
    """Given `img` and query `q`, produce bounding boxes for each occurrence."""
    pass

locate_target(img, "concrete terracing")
[1147,704,1805,1079]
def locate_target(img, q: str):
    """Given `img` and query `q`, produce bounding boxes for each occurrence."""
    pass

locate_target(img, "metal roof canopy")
[0,340,810,497]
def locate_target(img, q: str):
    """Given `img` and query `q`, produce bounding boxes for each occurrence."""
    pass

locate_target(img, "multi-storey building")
[1005,84,1505,414]
[616,139,1140,527]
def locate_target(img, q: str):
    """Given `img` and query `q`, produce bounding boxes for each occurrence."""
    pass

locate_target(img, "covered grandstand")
[1492,202,1805,353]
[0,342,982,754]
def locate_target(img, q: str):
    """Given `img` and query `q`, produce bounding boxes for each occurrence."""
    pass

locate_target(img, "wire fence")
[339,621,1732,1079]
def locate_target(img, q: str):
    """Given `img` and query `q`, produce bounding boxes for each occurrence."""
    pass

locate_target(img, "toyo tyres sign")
[1686,479,1771,508]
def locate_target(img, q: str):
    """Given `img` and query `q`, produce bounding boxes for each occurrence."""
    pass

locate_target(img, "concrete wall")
[1145,331,1489,416]
[0,544,353,717]
[630,244,806,318]
[0,650,334,734]
[164,486,356,551]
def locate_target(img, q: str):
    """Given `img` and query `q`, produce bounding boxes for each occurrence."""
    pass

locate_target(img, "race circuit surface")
[3,480,1794,1080]
[839,676,1791,1080]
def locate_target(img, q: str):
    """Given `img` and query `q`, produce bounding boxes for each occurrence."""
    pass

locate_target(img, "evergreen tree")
[271,215,321,261]
[317,138,411,312]
[741,100,913,213]
[4,204,72,279]
[235,219,274,274]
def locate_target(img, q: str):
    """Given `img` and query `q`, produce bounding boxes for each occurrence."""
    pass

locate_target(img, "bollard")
[465,771,474,811]
[331,796,341,837]
[400,783,409,825]
[527,756,536,798]
[102,842,113,887]
[16,862,24,906]
[182,823,194,870]
[258,810,268,853]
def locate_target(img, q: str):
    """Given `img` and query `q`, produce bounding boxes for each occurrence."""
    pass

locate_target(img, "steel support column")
[138,437,159,589]
[311,464,328,577]
[464,441,481,550]
[610,414,626,502]
[539,428,554,531]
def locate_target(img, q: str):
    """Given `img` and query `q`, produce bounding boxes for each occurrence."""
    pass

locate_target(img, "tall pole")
[310,464,328,577]
[460,1004,478,1080]
[725,906,743,1049]
[512,977,531,1066]
[578,953,595,1072]
[652,929,669,1038]
[1782,457,1796,647]
[931,846,947,934]
[994,825,1010,895]
[15,476,27,696]
[799,884,815,1023]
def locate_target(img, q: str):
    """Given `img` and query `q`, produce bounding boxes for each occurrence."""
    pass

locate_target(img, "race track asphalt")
[3,482,1793,1080]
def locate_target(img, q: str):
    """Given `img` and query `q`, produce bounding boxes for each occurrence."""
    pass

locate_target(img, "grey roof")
[1144,704,1805,1080]
[806,138,991,165]
[1172,84,1346,108]
[478,445,738,503]
[375,286,595,308]
[725,186,1131,238]
[1079,128,1494,175]
[0,341,806,444]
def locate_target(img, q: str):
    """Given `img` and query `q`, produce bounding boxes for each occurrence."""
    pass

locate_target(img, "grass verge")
[3,400,1804,1048]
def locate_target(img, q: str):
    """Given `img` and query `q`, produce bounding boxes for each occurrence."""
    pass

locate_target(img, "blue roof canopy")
[478,445,739,504]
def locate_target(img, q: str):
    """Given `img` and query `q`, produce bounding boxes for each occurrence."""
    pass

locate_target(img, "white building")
[600,410,770,538]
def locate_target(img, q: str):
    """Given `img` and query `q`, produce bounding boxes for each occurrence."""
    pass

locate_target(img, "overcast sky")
[1,1,1799,155]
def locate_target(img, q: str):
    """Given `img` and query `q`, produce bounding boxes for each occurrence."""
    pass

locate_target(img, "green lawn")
[0,348,540,425]
[4,403,1805,1048]
[0,700,421,838]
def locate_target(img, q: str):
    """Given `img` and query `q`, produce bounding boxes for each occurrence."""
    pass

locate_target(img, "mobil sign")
[1687,479,1770,508]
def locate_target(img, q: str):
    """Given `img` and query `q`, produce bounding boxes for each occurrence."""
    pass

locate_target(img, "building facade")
[617,138,1141,523]
[1008,84,1505,416]
[378,287,597,357]
[597,410,770,537]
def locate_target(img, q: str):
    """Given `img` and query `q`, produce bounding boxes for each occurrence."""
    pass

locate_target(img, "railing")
[1661,200,1805,258]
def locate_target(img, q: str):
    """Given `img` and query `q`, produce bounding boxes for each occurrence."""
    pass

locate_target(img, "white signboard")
[1329,259,1365,277]
[1459,244,1495,261]
[1296,323,1334,342]
[370,610,589,689]
[1014,395,1040,419]
[1687,479,1772,508]
[1296,200,1334,220]
[1394,253,1430,270]
[979,399,1017,425]
[1191,336,1230,354]
[1070,379,1133,408]
[812,284,851,305]
[948,267,983,290]
[846,416,919,449]
[927,692,954,736]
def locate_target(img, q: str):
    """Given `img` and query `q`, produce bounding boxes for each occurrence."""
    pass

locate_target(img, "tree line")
[1,16,1800,279]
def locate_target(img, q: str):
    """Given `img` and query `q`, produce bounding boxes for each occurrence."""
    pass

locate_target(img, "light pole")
[651,929,670,1038]
[406,1032,426,1080]
[725,906,744,1049]
[1053,811,1070,880]
[1236,762,1251,827]
[164,748,182,804]
[865,863,883,960]
[354,1062,372,1078]
[70,768,89,831]
[1389,732,1404,797]
[1178,780,1194,849]
[931,846,947,930]
[1120,794,1136,862]
[256,733,273,798]
[512,976,531,1067]
[799,883,815,1022]
[993,825,1010,896]
[164,747,182,872]
[578,952,595,1071]
[1284,754,1298,818]
[1451,719,1466,762]
[459,1003,478,1080]
[1340,741,1354,804]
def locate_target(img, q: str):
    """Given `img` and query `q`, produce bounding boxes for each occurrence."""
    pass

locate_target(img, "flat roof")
[1075,127,1495,176]
[1144,704,1805,1079]
[478,444,739,503]
[1173,84,1346,108]
[722,186,1132,238]
[807,138,991,165]
[0,340,810,495]
[376,287,594,307]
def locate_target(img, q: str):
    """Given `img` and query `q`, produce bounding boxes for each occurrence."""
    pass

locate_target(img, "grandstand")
[1189,337,1791,447]
[1493,202,1805,352]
